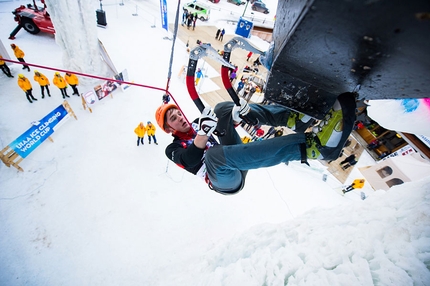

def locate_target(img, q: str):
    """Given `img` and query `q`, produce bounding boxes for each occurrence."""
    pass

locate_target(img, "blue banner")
[160,0,168,31]
[9,104,69,158]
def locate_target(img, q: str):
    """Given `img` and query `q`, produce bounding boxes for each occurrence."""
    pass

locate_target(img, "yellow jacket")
[351,179,365,189]
[65,73,79,85]
[0,55,5,65]
[134,123,146,137]
[34,73,50,86]
[242,136,252,144]
[12,46,25,58]
[18,77,32,91]
[53,75,67,88]
[146,123,156,136]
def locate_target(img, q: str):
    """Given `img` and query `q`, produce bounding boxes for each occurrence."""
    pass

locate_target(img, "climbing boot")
[305,93,356,161]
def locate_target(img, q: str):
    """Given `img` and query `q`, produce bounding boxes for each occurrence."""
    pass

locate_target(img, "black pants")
[25,89,36,102]
[344,185,354,192]
[59,88,69,98]
[40,85,50,97]
[70,84,79,95]
[18,58,30,71]
[137,137,144,146]
[0,64,12,77]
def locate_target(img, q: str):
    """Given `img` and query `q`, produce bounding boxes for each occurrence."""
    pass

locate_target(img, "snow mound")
[189,177,430,286]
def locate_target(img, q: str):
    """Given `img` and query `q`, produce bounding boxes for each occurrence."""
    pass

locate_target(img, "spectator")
[246,51,253,61]
[252,127,265,141]
[195,68,203,85]
[242,136,252,144]
[10,44,30,71]
[187,14,193,29]
[53,72,70,99]
[134,122,146,146]
[339,154,356,166]
[17,74,37,103]
[229,70,237,82]
[215,28,221,40]
[263,126,276,139]
[236,79,245,94]
[192,14,197,30]
[33,70,51,98]
[146,121,158,145]
[342,159,357,170]
[0,55,13,78]
[219,28,225,41]
[182,10,188,26]
[274,128,284,137]
[343,179,365,193]
[245,84,257,102]
[65,73,80,96]
[367,139,380,150]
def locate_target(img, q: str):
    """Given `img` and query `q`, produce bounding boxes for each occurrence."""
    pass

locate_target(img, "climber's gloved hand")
[232,98,251,123]
[197,107,218,137]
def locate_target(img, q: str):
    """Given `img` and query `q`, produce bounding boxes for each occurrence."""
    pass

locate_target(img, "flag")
[160,0,168,31]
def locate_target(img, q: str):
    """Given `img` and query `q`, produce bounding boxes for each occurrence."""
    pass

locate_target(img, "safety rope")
[2,57,193,125]
[164,0,181,93]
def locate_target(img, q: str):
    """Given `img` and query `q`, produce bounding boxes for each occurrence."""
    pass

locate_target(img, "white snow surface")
[0,1,429,285]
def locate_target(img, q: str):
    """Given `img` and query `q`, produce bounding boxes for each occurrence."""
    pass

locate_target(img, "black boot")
[42,94,45,99]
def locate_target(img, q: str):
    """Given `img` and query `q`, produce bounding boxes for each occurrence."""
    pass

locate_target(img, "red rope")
[2,58,193,126]
[3,58,166,92]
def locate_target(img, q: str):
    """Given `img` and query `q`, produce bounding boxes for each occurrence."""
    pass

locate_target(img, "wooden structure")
[81,94,93,113]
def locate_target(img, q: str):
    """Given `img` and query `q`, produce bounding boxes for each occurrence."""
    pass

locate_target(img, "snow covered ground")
[0,0,429,285]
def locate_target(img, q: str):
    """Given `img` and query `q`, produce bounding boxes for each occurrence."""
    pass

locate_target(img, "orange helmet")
[155,103,177,133]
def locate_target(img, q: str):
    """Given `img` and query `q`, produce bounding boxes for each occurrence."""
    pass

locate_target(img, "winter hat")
[147,121,151,124]
[18,74,25,78]
[155,103,177,133]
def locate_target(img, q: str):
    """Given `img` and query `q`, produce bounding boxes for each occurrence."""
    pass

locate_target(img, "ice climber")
[155,93,356,195]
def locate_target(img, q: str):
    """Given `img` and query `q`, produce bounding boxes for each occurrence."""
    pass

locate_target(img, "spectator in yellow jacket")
[0,54,13,78]
[33,70,51,98]
[146,121,158,145]
[10,43,30,71]
[65,72,80,96]
[53,72,70,99]
[134,122,146,146]
[17,74,37,103]
[343,178,365,193]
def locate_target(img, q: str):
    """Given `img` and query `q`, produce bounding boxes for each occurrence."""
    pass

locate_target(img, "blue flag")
[160,0,168,31]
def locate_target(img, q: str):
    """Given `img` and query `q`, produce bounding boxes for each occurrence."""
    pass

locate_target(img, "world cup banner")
[9,104,69,158]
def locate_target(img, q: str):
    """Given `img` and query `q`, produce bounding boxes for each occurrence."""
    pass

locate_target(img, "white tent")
[360,153,430,191]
